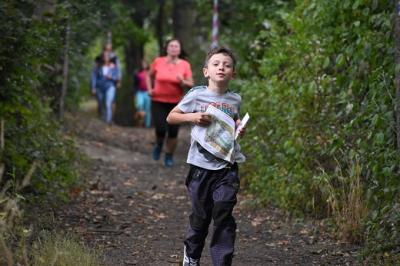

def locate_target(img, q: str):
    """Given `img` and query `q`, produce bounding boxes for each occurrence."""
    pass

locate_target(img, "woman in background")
[147,38,194,167]
[91,51,120,124]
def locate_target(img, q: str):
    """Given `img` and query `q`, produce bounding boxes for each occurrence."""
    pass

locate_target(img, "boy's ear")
[232,70,236,79]
[203,67,209,78]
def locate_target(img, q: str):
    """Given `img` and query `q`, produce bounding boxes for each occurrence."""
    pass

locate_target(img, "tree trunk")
[114,39,143,126]
[172,0,209,83]
[172,0,197,58]
[156,0,166,55]
[0,119,4,180]
[114,4,147,126]
[59,17,70,120]
[396,1,400,149]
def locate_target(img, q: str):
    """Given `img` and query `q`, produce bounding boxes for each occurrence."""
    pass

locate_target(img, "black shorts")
[151,101,180,140]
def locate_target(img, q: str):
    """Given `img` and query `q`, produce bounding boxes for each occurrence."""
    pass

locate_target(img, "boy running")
[167,47,245,266]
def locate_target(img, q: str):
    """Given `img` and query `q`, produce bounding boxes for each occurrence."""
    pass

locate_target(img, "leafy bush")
[0,0,109,261]
[228,0,400,254]
[0,0,103,200]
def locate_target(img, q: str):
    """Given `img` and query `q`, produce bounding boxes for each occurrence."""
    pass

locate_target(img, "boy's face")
[203,53,235,85]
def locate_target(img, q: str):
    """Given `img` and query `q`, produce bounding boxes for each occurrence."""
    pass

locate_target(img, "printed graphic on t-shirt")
[199,102,236,118]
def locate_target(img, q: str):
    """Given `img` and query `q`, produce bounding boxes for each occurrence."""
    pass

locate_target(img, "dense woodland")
[1,0,399,264]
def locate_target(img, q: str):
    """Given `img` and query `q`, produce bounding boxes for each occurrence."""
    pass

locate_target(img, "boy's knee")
[190,213,211,231]
[212,201,236,227]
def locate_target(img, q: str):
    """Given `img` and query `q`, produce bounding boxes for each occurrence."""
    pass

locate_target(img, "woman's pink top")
[150,57,192,104]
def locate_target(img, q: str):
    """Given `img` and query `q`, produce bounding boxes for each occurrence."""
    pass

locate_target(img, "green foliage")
[0,0,150,200]
[0,0,114,261]
[1,2,64,196]
[0,6,123,253]
[227,0,400,255]
[110,3,150,49]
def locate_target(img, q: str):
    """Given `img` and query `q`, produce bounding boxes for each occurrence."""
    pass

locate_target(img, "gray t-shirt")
[177,86,245,170]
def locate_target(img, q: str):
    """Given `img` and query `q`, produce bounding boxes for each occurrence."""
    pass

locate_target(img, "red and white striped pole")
[211,0,219,48]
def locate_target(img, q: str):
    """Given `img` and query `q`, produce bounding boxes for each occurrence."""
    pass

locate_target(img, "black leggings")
[151,101,180,145]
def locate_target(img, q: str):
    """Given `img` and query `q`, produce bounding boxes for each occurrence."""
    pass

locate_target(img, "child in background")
[134,60,151,127]
[167,47,246,266]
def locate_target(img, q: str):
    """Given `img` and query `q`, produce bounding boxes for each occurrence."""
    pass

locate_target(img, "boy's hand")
[236,119,246,137]
[192,113,212,126]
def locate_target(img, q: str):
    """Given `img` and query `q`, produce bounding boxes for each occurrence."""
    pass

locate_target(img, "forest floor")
[58,100,361,265]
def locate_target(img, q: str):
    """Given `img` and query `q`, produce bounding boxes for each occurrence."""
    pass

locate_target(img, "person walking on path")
[167,47,246,266]
[147,38,194,167]
[91,51,120,124]
[134,60,151,128]
[103,43,122,82]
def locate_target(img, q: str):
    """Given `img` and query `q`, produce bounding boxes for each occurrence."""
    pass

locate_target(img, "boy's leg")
[184,166,214,260]
[210,164,240,266]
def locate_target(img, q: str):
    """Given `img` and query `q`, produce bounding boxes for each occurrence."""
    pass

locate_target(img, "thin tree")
[396,1,400,149]
[114,1,150,126]
[59,16,70,120]
[156,0,166,55]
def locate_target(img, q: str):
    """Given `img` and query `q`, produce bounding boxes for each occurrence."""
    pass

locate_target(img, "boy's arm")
[167,106,212,126]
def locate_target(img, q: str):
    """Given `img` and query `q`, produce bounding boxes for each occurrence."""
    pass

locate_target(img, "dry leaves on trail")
[151,193,166,200]
[57,112,362,266]
[251,216,267,227]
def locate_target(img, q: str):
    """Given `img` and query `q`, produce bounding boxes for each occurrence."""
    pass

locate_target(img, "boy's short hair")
[204,46,236,69]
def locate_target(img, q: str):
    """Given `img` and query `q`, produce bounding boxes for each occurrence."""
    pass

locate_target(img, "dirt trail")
[59,106,360,265]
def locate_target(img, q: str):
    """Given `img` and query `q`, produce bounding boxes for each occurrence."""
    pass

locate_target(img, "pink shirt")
[136,70,147,91]
[151,57,192,104]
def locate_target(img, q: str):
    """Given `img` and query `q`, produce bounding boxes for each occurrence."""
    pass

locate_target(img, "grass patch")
[31,232,102,266]
[315,156,367,243]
